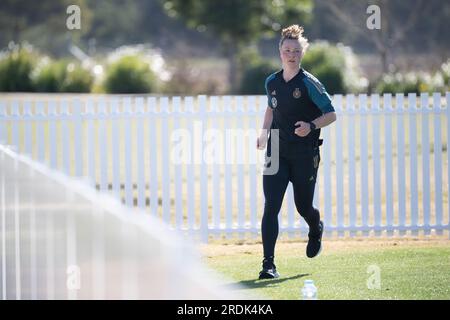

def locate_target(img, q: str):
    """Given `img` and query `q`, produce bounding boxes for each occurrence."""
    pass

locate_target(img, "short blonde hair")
[279,25,309,52]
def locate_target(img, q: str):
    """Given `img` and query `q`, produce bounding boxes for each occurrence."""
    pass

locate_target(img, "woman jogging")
[256,25,337,279]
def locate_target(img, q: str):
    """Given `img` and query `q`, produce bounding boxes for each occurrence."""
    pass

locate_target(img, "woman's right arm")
[257,107,273,150]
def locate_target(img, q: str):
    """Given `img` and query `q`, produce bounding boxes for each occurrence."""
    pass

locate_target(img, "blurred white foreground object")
[0,144,244,300]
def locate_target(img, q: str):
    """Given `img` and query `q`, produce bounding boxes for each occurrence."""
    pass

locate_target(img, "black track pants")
[261,144,321,259]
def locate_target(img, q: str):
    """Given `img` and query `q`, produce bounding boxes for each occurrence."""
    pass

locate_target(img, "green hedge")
[32,60,93,93]
[302,42,366,94]
[103,55,158,93]
[239,59,278,95]
[0,44,94,93]
[62,64,94,92]
[33,60,68,92]
[306,62,345,94]
[0,46,36,92]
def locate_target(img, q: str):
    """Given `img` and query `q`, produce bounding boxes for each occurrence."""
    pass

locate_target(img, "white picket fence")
[0,93,449,242]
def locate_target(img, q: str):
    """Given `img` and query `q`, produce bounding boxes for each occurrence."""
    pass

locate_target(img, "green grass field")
[201,239,450,300]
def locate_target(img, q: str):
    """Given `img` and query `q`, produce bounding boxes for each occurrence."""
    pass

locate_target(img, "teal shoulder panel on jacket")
[303,70,335,114]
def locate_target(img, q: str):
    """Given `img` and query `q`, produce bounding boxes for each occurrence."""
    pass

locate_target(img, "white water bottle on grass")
[301,279,318,300]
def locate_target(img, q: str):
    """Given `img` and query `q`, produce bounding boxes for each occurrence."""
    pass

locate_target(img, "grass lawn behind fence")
[201,239,450,300]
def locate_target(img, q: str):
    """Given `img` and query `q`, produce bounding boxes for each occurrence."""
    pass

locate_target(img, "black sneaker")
[306,221,323,258]
[258,257,280,279]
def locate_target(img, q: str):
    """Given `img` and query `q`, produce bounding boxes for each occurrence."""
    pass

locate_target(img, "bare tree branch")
[390,0,425,44]
[320,0,385,51]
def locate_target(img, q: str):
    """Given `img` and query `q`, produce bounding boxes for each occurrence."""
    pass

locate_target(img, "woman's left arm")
[295,75,338,137]
[311,111,337,129]
[294,112,336,137]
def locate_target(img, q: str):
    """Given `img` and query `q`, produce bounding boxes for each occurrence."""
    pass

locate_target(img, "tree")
[0,0,92,54]
[315,0,429,74]
[161,0,313,92]
[83,0,140,49]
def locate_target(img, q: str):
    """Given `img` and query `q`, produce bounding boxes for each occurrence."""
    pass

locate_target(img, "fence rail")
[1,93,449,241]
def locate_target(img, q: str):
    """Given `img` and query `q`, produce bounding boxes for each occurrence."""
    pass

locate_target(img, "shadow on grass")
[222,273,310,290]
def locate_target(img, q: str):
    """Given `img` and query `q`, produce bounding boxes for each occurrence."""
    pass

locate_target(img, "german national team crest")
[293,88,301,99]
[271,97,277,108]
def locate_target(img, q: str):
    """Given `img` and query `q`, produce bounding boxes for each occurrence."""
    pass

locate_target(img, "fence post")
[48,101,58,170]
[172,96,184,229]
[122,97,133,205]
[420,93,431,234]
[334,95,344,237]
[209,96,222,237]
[396,94,406,236]
[98,99,109,193]
[11,101,19,151]
[432,93,443,235]
[85,99,96,188]
[446,92,450,239]
[223,96,233,238]
[185,97,196,235]
[384,94,394,236]
[36,101,46,164]
[0,101,6,145]
[136,97,146,209]
[347,94,357,236]
[147,97,159,217]
[235,96,246,239]
[371,94,382,236]
[322,124,332,237]
[73,99,83,177]
[408,93,419,236]
[61,100,71,175]
[160,97,171,224]
[198,95,209,243]
[1,146,6,300]
[359,94,369,236]
[23,101,32,157]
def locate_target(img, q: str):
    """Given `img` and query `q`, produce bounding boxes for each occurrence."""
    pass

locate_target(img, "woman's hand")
[257,133,268,150]
[294,121,311,137]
